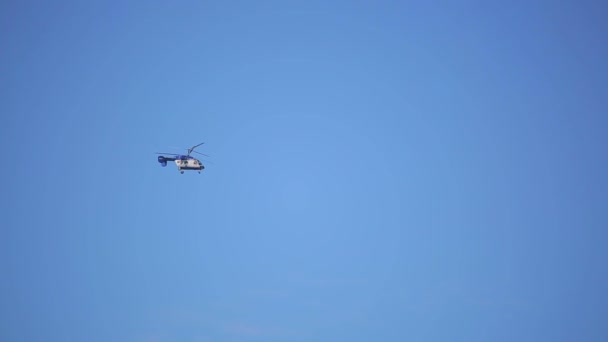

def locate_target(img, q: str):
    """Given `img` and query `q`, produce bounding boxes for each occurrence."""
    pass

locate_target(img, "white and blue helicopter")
[156,142,208,174]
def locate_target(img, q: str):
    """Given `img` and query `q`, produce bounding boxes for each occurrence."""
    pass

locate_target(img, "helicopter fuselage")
[175,158,204,173]
[157,155,204,174]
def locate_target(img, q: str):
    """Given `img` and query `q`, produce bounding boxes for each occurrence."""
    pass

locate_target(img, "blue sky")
[1,1,607,341]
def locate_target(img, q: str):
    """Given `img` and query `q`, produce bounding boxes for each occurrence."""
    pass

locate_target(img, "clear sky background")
[1,1,607,341]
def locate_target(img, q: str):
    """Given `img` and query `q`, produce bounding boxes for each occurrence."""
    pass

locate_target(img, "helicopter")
[156,142,208,174]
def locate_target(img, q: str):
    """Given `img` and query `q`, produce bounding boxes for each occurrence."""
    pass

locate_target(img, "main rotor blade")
[192,151,210,157]
[188,142,205,154]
